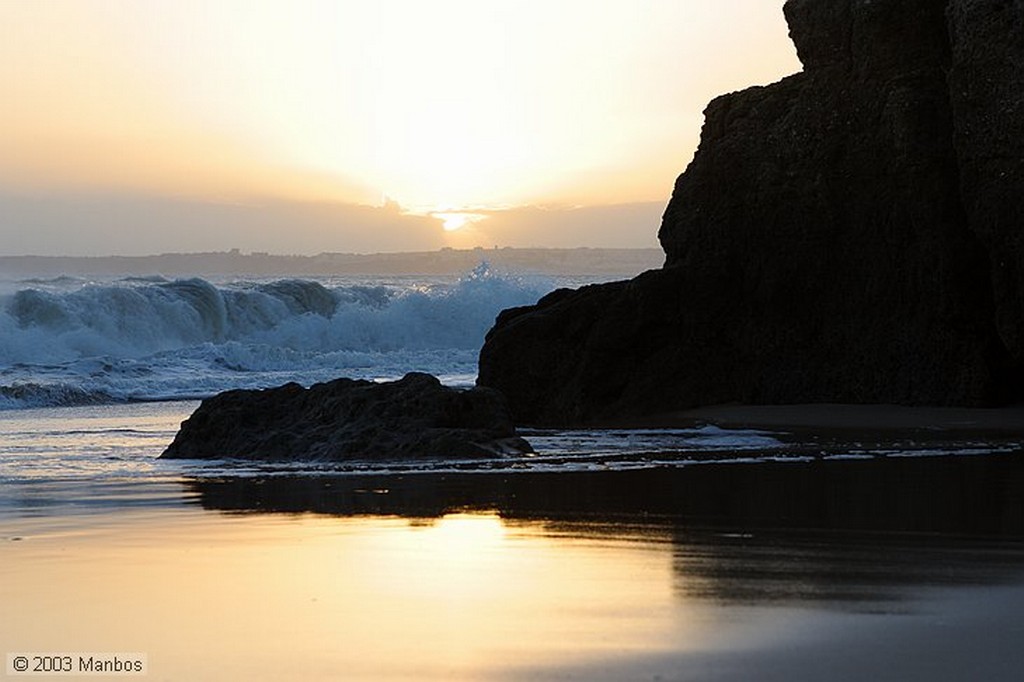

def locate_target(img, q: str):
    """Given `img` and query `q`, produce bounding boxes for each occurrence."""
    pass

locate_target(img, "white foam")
[0,265,552,408]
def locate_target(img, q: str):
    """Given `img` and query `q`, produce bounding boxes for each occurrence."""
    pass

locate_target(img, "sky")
[0,0,799,256]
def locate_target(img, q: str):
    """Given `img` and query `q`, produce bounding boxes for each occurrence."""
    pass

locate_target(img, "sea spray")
[0,264,553,408]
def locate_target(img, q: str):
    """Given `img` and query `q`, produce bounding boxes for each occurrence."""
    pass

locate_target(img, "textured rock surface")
[478,0,1023,426]
[947,0,1024,369]
[161,372,532,460]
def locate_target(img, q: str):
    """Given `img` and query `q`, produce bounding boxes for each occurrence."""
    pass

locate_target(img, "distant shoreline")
[0,247,664,278]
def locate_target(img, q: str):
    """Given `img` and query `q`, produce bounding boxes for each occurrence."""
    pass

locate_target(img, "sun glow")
[1,510,692,680]
[0,0,801,250]
[434,212,487,232]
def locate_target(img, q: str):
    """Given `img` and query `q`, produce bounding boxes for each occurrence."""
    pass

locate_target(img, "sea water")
[0,263,556,408]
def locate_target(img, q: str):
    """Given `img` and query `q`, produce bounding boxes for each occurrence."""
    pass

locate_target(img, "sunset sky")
[1,0,799,255]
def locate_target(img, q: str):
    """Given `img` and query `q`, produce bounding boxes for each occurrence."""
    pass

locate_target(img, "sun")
[434,212,486,232]
[439,213,470,231]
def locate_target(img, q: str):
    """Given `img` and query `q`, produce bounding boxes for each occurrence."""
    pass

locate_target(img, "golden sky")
[0,0,798,255]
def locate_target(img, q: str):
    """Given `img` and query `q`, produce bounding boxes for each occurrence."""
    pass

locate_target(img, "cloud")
[0,191,445,256]
[0,191,667,257]
[446,203,665,250]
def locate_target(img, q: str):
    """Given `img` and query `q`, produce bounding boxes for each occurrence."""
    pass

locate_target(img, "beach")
[3,400,1024,681]
[4,503,1024,682]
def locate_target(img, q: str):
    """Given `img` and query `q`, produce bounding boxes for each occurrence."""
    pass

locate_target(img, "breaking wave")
[0,264,551,408]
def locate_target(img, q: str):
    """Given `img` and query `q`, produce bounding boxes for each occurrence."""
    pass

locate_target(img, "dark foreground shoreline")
[186,450,1024,536]
[6,441,1024,681]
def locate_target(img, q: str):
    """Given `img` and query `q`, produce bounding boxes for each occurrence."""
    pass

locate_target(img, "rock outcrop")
[478,0,1023,426]
[947,0,1024,370]
[160,372,532,460]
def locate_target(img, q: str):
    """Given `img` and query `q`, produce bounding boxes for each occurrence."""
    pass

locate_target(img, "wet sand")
[3,503,1024,682]
[185,452,1024,535]
[3,401,1024,680]
[4,451,1024,681]
[512,581,1024,681]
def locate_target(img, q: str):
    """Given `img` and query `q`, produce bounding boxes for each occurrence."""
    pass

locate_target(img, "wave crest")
[0,265,551,407]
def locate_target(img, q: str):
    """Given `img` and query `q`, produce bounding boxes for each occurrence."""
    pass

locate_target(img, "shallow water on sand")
[3,403,1024,681]
[4,506,1024,682]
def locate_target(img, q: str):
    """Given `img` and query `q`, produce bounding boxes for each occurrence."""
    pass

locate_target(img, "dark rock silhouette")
[160,372,532,460]
[947,0,1024,372]
[478,0,1024,426]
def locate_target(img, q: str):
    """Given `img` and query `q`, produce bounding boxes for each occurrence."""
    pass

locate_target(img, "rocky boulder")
[478,0,1023,426]
[160,372,532,460]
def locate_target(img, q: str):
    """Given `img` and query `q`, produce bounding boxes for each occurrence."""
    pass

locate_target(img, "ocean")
[0,263,555,408]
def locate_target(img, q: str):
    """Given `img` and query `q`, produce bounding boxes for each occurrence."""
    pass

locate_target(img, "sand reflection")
[5,455,1024,681]
[1,509,710,681]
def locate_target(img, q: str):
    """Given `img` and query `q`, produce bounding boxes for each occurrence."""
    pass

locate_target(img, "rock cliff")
[478,0,1023,426]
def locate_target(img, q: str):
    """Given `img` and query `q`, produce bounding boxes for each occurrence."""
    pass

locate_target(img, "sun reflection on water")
[1,509,695,681]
